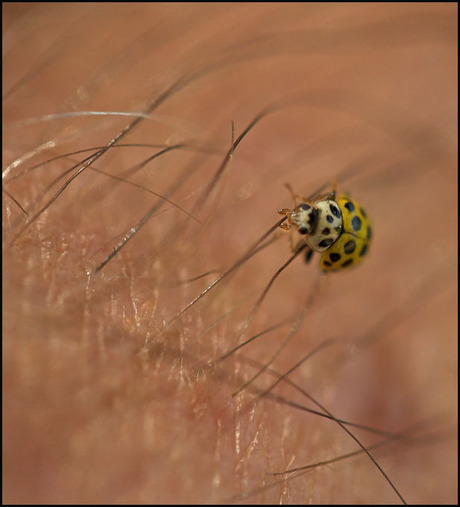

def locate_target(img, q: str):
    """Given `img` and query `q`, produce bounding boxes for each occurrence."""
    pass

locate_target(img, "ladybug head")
[293,203,318,235]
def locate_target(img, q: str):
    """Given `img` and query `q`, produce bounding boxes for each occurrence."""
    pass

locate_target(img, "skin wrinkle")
[3,3,457,505]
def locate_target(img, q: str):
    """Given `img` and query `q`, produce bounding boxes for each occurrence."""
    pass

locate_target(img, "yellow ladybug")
[278,187,371,272]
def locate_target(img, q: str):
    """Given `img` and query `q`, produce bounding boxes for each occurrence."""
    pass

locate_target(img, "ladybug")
[278,187,371,272]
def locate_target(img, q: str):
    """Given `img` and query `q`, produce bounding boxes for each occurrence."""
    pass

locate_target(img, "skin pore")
[3,3,457,504]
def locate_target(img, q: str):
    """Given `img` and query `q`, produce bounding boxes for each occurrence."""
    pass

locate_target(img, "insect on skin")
[278,185,372,272]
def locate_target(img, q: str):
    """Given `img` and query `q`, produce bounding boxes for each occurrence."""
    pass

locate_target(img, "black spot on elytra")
[318,238,334,249]
[341,259,354,268]
[359,244,368,257]
[344,201,355,212]
[329,203,340,218]
[329,252,341,263]
[322,227,330,235]
[360,207,367,218]
[299,203,311,211]
[344,240,356,254]
[326,214,334,224]
[298,227,308,235]
[351,215,362,231]
[322,260,332,267]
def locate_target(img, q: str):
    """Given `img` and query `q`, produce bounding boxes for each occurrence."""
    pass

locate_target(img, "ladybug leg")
[285,182,337,207]
[306,180,339,203]
[273,225,297,253]
[308,187,337,203]
[278,208,292,217]
[304,247,314,264]
[292,238,310,257]
[283,182,315,207]
[278,208,292,231]
[289,231,299,253]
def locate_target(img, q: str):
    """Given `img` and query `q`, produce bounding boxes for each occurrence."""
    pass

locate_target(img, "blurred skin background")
[3,3,457,504]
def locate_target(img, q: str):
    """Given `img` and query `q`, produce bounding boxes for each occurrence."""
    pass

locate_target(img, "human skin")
[3,3,457,504]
